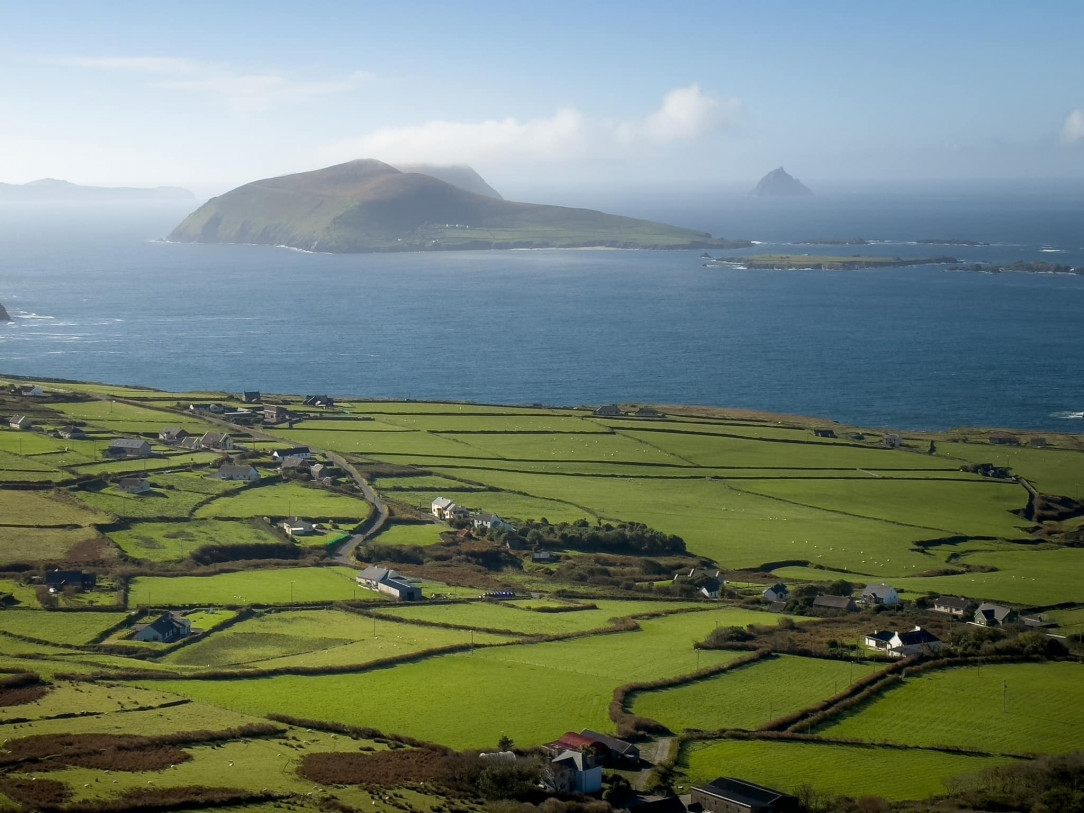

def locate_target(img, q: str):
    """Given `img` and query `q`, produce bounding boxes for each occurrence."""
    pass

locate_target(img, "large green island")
[169,160,750,253]
[0,375,1081,812]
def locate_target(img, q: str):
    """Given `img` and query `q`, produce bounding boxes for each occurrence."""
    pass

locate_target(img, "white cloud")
[56,55,371,112]
[318,84,741,167]
[1060,109,1084,144]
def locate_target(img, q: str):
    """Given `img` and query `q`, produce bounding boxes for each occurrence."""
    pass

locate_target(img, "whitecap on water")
[1050,410,1084,420]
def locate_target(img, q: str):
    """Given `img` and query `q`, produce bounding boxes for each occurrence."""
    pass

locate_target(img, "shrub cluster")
[513,518,685,556]
[0,671,49,707]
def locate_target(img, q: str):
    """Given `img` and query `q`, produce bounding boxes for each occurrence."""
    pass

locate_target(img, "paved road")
[88,395,389,567]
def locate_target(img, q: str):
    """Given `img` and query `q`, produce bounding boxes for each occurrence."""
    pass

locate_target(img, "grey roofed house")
[593,404,623,417]
[117,476,151,494]
[975,602,1016,626]
[215,464,260,481]
[279,456,310,471]
[106,437,152,457]
[691,776,799,813]
[812,594,857,612]
[199,431,232,450]
[933,595,974,615]
[357,566,422,601]
[894,627,940,647]
[240,391,261,403]
[633,406,662,418]
[44,570,96,591]
[860,583,900,606]
[8,415,32,430]
[158,427,190,443]
[578,730,640,765]
[273,447,312,461]
[813,428,837,438]
[58,425,86,439]
[304,394,335,408]
[130,611,191,644]
[762,583,788,603]
[864,630,895,649]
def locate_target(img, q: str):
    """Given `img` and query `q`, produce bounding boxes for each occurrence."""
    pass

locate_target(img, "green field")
[0,609,127,645]
[145,610,782,749]
[108,519,286,562]
[68,451,221,476]
[819,662,1084,755]
[632,654,879,732]
[0,488,110,526]
[128,566,377,607]
[390,487,590,524]
[166,609,506,669]
[0,681,181,724]
[373,475,482,491]
[375,599,715,635]
[369,522,450,547]
[0,525,107,565]
[194,482,373,520]
[680,739,1014,801]
[939,441,1084,498]
[75,472,245,520]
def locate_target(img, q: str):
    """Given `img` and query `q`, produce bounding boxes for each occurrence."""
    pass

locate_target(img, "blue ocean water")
[0,187,1082,432]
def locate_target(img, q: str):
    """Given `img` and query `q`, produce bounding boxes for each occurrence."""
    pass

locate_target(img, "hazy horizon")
[2,1,1083,196]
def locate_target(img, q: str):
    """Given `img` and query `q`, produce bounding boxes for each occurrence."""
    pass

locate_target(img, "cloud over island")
[317,84,742,166]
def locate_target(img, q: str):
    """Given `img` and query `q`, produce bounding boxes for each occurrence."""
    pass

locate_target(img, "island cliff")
[751,167,813,197]
[168,160,749,253]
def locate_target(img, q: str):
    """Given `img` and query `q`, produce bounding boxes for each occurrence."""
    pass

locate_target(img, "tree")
[497,734,514,752]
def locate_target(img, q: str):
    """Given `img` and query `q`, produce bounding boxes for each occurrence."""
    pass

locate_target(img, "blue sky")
[2,1,1083,196]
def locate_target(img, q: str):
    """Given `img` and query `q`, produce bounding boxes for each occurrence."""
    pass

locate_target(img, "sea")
[1,181,1082,433]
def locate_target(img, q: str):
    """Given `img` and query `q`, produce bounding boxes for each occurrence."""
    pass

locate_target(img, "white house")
[356,566,422,601]
[199,432,234,451]
[861,584,900,607]
[8,415,32,430]
[546,751,602,794]
[866,626,942,658]
[763,583,789,603]
[131,612,191,644]
[472,513,507,531]
[432,497,454,519]
[273,447,312,462]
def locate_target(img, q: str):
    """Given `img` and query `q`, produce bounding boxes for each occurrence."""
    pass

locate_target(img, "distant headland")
[168,159,751,253]
[0,178,194,202]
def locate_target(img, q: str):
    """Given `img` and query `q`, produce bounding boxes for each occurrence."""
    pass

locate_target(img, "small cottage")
[690,777,799,813]
[215,464,260,482]
[812,594,857,613]
[105,437,152,458]
[117,477,151,495]
[8,415,32,430]
[356,566,422,601]
[860,584,900,607]
[975,602,1016,627]
[762,583,789,603]
[932,595,973,617]
[130,612,191,644]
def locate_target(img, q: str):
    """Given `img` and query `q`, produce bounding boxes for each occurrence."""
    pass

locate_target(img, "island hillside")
[750,167,813,197]
[0,178,194,201]
[392,163,503,199]
[168,159,748,252]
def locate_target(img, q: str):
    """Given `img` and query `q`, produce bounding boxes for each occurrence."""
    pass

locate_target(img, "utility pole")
[1003,681,1008,713]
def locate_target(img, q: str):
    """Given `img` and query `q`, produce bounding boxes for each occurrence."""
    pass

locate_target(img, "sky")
[2,0,1084,199]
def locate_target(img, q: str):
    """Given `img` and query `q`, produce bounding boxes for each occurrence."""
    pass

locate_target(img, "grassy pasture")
[425,469,942,575]
[820,662,1084,755]
[390,487,590,524]
[0,609,127,646]
[377,415,612,434]
[108,520,285,563]
[680,739,1014,801]
[775,545,1084,606]
[147,613,762,750]
[271,428,500,458]
[194,482,373,521]
[289,418,412,432]
[0,489,108,526]
[376,599,711,636]
[939,441,1084,498]
[344,401,563,416]
[0,526,106,566]
[733,478,1028,538]
[0,578,41,607]
[440,431,685,464]
[128,566,376,607]
[68,451,220,476]
[0,682,180,723]
[618,429,961,470]
[0,432,100,457]
[47,399,207,428]
[167,609,505,669]
[632,655,878,732]
[369,522,449,547]
[374,475,480,491]
[75,473,244,520]
[0,449,56,471]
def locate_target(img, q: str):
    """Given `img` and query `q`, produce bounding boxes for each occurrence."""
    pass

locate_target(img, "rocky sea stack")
[0,302,11,322]
[751,167,813,197]
[169,159,748,253]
